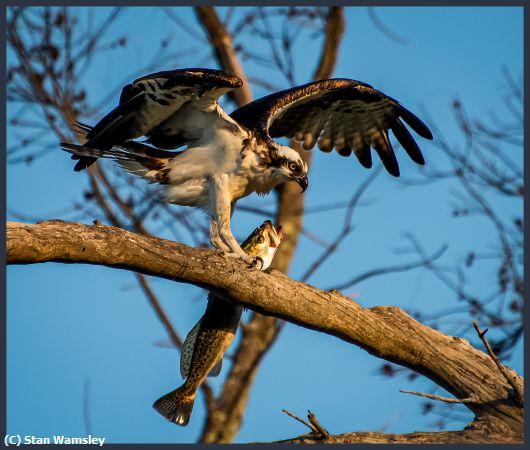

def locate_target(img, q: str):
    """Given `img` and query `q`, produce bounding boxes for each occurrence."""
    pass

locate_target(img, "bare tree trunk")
[194,7,346,442]
[7,220,524,443]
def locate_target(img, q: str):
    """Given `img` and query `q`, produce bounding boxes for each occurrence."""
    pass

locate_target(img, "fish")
[153,220,283,426]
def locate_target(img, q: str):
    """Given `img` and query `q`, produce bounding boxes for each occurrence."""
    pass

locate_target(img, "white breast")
[164,178,210,208]
[159,119,282,210]
[161,117,250,207]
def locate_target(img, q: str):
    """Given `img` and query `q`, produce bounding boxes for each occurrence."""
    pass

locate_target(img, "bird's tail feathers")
[61,142,163,180]
[62,121,180,176]
[61,142,141,163]
[152,387,195,426]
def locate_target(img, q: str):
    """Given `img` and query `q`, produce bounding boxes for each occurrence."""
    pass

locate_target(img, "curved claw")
[250,256,264,271]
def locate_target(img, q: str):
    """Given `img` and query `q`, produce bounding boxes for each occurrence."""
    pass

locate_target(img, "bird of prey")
[61,68,432,264]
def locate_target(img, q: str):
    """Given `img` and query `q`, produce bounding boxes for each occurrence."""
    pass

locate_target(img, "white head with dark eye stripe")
[270,144,309,192]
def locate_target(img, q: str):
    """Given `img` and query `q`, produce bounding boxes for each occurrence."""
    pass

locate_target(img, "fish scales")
[153,220,283,426]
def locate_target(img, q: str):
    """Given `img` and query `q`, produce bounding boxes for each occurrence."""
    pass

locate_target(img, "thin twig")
[282,409,317,434]
[331,243,448,291]
[400,390,478,404]
[307,410,331,439]
[135,273,182,349]
[367,7,409,45]
[472,321,524,406]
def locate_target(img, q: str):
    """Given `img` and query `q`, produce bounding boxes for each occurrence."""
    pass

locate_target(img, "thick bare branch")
[312,7,344,81]
[198,8,348,442]
[7,220,524,443]
[266,429,515,444]
[193,6,267,442]
[195,6,252,106]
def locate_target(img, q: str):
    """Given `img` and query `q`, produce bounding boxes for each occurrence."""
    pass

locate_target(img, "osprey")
[61,68,432,264]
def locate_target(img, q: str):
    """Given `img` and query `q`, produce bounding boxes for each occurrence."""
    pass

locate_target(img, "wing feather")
[393,102,433,139]
[230,78,432,176]
[317,114,334,152]
[372,130,399,177]
[334,115,351,157]
[391,118,426,165]
[70,68,242,170]
[352,131,373,168]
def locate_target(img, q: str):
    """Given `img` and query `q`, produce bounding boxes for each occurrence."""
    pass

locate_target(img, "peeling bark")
[7,220,524,443]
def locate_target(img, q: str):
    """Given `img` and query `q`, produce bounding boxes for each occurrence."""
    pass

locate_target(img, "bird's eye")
[289,162,299,172]
[257,235,265,243]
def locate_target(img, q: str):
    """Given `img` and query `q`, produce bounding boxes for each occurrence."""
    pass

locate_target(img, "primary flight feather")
[61,68,432,262]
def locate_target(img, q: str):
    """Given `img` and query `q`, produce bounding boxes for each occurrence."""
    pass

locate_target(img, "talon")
[250,257,264,270]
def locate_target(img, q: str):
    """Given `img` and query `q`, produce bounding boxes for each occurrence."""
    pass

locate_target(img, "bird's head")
[270,144,309,192]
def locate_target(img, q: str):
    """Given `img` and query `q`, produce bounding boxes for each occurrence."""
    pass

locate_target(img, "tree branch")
[195,7,346,443]
[266,429,514,444]
[198,7,347,442]
[312,7,344,81]
[473,321,524,406]
[7,220,524,443]
[399,389,478,404]
[195,6,252,106]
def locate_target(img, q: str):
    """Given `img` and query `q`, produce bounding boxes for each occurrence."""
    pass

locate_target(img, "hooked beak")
[296,175,308,193]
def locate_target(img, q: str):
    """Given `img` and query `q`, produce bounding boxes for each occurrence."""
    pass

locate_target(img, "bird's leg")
[218,201,262,268]
[210,218,231,253]
[218,218,256,265]
[209,174,256,266]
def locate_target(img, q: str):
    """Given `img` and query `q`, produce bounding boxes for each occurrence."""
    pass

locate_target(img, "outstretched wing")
[230,79,433,176]
[72,68,242,171]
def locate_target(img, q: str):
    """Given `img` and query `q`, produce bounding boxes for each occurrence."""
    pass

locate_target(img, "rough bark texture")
[7,220,524,443]
[267,429,516,444]
[196,8,346,442]
[192,7,347,443]
[194,6,265,441]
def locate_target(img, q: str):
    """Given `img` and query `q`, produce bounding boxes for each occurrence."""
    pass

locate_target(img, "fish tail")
[152,387,196,426]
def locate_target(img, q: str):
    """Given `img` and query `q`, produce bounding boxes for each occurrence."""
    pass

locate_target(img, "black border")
[1,3,7,449]
[2,1,527,449]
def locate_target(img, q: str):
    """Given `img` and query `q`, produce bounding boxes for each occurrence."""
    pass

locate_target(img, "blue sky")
[7,6,523,443]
